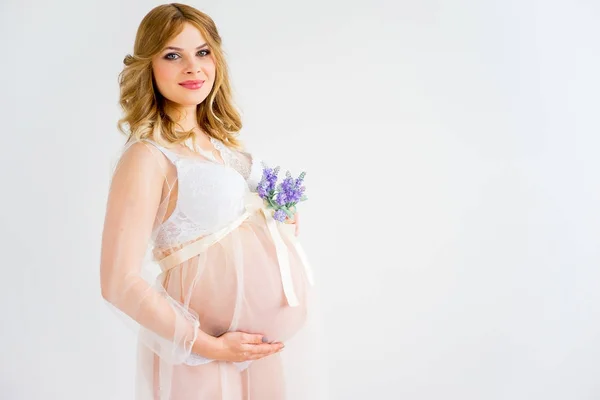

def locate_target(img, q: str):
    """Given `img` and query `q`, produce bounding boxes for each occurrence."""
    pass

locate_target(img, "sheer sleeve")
[99,141,200,365]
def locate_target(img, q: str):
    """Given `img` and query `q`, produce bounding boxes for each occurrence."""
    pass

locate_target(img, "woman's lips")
[179,81,204,90]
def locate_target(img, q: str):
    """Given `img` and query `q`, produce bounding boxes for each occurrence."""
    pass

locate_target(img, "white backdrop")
[1,0,599,399]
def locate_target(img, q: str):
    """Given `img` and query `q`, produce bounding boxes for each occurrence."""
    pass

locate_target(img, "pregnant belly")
[163,217,309,343]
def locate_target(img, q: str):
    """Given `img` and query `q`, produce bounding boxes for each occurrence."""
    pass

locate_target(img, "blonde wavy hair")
[117,3,244,150]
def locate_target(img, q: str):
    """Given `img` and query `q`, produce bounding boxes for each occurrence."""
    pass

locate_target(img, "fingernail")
[262,337,269,343]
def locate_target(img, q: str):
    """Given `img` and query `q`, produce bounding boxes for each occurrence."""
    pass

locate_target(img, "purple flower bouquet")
[257,163,307,223]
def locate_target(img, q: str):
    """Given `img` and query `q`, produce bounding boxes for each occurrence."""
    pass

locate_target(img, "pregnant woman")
[99,4,324,399]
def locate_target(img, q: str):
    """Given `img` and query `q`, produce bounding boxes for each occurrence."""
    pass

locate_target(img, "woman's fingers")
[247,342,284,354]
[286,212,300,236]
[242,333,267,344]
[294,212,300,236]
[242,342,284,357]
[229,332,284,361]
[218,331,284,362]
[247,349,277,360]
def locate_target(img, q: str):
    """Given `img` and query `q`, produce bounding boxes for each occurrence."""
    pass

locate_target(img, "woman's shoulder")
[123,139,163,156]
[106,141,170,196]
[126,139,182,164]
[117,140,173,170]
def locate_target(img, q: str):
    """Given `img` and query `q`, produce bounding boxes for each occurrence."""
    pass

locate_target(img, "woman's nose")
[184,57,203,75]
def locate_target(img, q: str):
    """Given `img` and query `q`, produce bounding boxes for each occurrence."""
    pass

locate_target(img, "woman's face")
[152,22,216,109]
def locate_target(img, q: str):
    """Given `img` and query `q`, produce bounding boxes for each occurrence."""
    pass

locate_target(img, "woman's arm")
[100,142,219,362]
[99,142,283,363]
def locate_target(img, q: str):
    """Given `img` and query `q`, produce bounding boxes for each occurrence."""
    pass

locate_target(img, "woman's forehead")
[164,23,207,49]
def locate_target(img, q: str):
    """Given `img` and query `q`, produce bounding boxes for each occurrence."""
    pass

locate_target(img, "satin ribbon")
[157,191,314,307]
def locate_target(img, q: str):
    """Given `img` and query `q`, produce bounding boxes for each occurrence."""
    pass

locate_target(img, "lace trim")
[151,137,256,247]
[210,137,252,180]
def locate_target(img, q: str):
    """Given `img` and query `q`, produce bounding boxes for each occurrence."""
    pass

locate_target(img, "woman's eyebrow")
[163,43,208,51]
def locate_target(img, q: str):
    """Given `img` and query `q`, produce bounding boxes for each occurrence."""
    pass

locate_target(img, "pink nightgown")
[101,136,327,400]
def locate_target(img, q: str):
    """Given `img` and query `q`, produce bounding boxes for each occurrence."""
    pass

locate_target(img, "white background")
[1,0,599,399]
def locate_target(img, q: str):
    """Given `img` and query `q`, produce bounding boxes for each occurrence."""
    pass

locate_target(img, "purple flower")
[295,172,306,187]
[288,186,304,203]
[258,165,281,198]
[257,184,268,198]
[259,164,307,222]
[273,209,287,222]
[260,165,279,193]
[275,191,288,206]
[275,171,306,205]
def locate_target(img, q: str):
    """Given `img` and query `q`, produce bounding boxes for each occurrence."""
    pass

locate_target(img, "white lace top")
[143,137,264,247]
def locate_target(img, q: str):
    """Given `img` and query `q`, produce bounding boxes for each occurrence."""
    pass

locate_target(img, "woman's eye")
[164,49,210,60]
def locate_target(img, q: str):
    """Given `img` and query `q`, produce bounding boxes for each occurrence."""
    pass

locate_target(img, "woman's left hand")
[287,212,300,236]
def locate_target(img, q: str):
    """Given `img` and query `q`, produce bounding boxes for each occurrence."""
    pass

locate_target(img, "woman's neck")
[165,103,200,133]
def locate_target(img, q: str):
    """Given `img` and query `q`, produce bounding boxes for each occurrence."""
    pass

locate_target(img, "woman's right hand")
[213,331,284,362]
